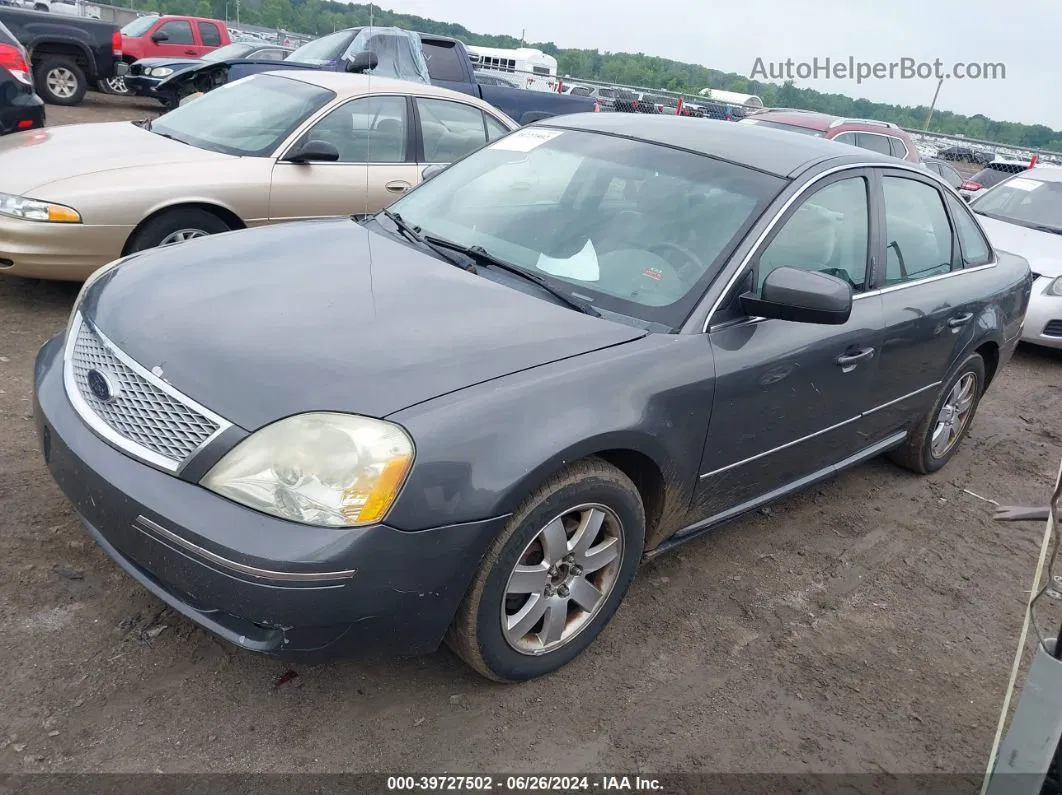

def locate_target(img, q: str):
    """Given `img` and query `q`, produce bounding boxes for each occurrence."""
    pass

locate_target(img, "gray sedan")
[33,114,1032,681]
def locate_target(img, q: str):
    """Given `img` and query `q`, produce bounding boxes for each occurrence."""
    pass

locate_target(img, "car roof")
[1016,167,1062,182]
[746,109,839,131]
[539,113,897,178]
[264,70,496,104]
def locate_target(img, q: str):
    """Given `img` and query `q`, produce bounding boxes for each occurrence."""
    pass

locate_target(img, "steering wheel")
[648,242,707,280]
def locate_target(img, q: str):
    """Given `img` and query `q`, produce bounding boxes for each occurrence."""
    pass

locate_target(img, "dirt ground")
[1,94,1061,776]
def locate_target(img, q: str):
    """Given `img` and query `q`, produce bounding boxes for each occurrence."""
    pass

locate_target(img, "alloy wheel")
[931,372,977,459]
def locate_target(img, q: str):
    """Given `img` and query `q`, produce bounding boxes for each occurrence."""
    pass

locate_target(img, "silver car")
[971,168,1062,349]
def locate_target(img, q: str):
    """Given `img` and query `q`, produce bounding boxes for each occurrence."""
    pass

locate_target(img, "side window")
[197,22,221,47]
[946,193,992,267]
[570,86,591,96]
[483,113,509,141]
[831,131,858,147]
[882,176,955,285]
[940,164,963,189]
[855,133,892,156]
[158,20,194,46]
[888,136,909,159]
[299,95,407,163]
[260,49,287,61]
[756,176,870,292]
[417,98,489,163]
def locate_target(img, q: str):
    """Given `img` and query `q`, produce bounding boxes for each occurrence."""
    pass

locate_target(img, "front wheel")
[127,207,233,253]
[447,458,645,682]
[98,75,131,95]
[888,352,986,474]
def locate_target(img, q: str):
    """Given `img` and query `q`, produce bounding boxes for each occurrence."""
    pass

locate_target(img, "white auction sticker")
[490,128,564,152]
[1006,177,1043,191]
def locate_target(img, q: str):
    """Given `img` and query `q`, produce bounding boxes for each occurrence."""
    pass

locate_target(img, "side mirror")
[284,139,340,164]
[738,266,852,325]
[963,194,972,203]
[344,51,378,73]
[151,30,169,42]
[421,163,448,181]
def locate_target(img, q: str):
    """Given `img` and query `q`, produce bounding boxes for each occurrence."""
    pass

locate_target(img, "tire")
[447,458,645,682]
[888,352,986,475]
[128,207,233,253]
[98,75,131,96]
[35,57,87,106]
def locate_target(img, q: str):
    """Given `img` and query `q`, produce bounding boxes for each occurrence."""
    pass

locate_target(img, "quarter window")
[299,95,408,163]
[882,176,955,284]
[888,136,909,159]
[756,176,870,292]
[417,98,490,162]
[946,193,992,267]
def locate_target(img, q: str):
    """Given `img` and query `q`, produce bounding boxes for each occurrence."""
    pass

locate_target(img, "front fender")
[385,334,716,546]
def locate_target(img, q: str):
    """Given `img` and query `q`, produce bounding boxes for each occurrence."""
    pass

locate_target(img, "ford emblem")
[86,369,118,403]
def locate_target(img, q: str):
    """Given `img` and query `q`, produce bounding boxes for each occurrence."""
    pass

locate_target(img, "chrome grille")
[68,319,220,466]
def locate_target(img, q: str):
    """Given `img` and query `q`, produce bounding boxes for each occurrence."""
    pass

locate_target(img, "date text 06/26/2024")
[386,776,664,791]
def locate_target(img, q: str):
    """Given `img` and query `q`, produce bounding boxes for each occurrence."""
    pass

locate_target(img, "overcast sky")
[376,0,1059,130]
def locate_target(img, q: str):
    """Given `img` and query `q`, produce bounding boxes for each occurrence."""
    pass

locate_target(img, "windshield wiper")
[424,237,601,318]
[975,210,1062,235]
[380,210,476,272]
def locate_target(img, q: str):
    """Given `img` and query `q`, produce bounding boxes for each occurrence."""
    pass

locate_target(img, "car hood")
[81,219,647,430]
[977,214,1062,279]
[0,121,229,195]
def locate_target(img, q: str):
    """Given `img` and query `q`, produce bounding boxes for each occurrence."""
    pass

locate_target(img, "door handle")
[947,312,974,329]
[184,49,197,55]
[385,180,411,193]
[835,347,875,371]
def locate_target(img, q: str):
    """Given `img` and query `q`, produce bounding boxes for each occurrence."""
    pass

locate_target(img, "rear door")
[413,96,509,181]
[195,21,223,56]
[863,168,992,437]
[269,94,421,221]
[694,170,887,520]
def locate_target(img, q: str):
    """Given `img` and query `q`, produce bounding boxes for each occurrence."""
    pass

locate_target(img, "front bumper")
[124,74,166,100]
[0,214,132,281]
[33,333,505,658]
[1021,277,1062,350]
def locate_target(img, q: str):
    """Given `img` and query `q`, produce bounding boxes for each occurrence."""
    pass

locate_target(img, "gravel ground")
[1,94,1060,776]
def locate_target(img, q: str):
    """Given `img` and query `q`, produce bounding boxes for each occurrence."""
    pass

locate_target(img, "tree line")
[134,0,1062,152]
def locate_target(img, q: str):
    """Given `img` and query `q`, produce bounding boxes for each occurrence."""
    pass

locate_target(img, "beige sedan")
[0,70,518,281]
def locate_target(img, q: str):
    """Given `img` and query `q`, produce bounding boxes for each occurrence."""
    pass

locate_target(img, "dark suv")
[740,109,921,163]
[0,18,43,134]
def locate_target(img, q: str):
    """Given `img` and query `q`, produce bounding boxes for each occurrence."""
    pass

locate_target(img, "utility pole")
[519,28,525,46]
[923,76,944,131]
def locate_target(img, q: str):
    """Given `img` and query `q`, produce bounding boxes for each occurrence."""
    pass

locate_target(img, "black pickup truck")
[158,28,597,124]
[0,6,122,105]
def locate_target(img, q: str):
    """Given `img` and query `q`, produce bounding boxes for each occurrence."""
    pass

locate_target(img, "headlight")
[201,413,415,527]
[1047,276,1062,297]
[0,192,81,223]
[150,67,174,77]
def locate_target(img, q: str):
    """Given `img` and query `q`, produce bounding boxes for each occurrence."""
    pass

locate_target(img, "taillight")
[0,43,31,86]
[112,30,122,57]
[593,101,600,112]
[960,181,983,191]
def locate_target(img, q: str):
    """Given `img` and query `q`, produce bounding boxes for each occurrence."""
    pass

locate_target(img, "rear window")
[569,86,592,96]
[0,20,17,47]
[420,40,468,82]
[287,29,355,65]
[597,88,614,98]
[969,167,1018,188]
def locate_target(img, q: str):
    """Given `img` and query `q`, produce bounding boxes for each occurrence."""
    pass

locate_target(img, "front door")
[151,19,198,58]
[694,171,886,521]
[269,94,421,222]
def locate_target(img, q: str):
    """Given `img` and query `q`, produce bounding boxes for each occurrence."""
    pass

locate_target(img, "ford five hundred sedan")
[34,114,1032,682]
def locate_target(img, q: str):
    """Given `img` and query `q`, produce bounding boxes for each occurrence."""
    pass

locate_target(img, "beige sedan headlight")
[201,413,415,528]
[0,192,81,223]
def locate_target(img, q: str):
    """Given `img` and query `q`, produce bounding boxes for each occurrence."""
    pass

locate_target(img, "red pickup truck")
[119,14,229,61]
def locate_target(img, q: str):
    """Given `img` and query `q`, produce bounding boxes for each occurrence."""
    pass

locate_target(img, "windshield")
[387,127,784,327]
[745,119,825,137]
[971,175,1062,233]
[287,30,355,64]
[148,74,334,157]
[202,42,256,62]
[121,16,158,37]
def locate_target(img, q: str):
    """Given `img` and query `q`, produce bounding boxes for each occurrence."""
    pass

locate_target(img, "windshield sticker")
[536,238,600,281]
[642,267,664,281]
[1006,177,1043,191]
[490,128,564,152]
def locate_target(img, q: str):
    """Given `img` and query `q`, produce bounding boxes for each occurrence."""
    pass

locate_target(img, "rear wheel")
[447,458,645,682]
[128,207,233,253]
[888,352,985,474]
[35,57,87,106]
